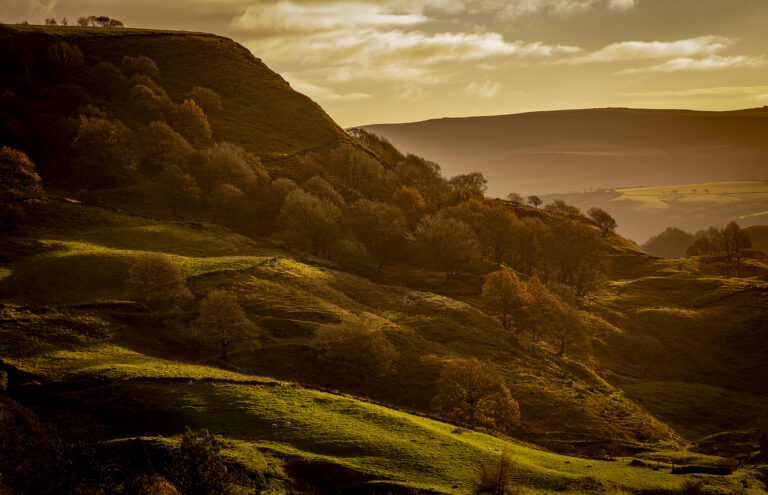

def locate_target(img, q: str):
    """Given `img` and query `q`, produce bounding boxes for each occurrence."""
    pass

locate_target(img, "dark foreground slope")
[358,108,768,197]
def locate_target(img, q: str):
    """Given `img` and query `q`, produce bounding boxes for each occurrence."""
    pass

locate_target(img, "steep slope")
[358,108,768,197]
[0,24,354,162]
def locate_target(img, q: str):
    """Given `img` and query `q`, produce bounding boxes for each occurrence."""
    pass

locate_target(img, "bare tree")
[349,199,407,269]
[722,221,751,276]
[432,358,520,433]
[415,212,479,277]
[196,290,257,359]
[44,18,57,26]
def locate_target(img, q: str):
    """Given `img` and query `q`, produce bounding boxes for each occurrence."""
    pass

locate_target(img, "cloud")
[465,80,501,98]
[621,85,768,97]
[607,0,637,10]
[286,78,372,102]
[560,35,733,64]
[233,1,427,34]
[617,55,765,74]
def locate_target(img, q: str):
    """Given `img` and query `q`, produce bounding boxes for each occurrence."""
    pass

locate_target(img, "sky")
[3,0,768,127]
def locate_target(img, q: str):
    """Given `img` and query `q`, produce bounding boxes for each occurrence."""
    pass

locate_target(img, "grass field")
[614,180,768,210]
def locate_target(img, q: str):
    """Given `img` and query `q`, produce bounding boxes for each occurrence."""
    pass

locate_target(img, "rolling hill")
[2,24,768,494]
[357,108,768,198]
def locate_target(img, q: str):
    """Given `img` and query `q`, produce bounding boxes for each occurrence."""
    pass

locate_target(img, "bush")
[169,428,229,495]
[313,320,399,379]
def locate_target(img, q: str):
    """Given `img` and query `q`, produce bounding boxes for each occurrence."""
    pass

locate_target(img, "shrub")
[126,254,192,318]
[313,320,399,379]
[169,428,229,495]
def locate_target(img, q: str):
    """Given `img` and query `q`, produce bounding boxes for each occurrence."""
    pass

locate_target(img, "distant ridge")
[357,107,768,197]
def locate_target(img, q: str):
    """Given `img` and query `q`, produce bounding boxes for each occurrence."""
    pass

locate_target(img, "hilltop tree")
[587,207,617,236]
[196,290,257,359]
[415,213,479,277]
[527,195,542,208]
[544,200,580,216]
[313,320,399,379]
[432,358,520,433]
[348,199,407,269]
[481,268,529,331]
[506,192,523,202]
[127,254,192,318]
[449,172,487,198]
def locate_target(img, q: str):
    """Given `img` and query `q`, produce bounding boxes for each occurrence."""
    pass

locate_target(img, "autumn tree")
[160,164,200,216]
[550,303,581,356]
[313,320,399,379]
[169,428,229,495]
[172,99,212,145]
[0,147,42,204]
[527,195,542,208]
[506,192,523,202]
[348,199,407,269]
[198,142,268,195]
[301,176,345,207]
[449,172,488,198]
[120,55,160,81]
[415,212,479,277]
[127,254,192,318]
[722,221,751,274]
[549,219,607,296]
[136,121,193,176]
[432,358,520,433]
[391,185,427,227]
[587,207,617,236]
[481,268,529,331]
[467,202,519,267]
[195,290,257,359]
[523,276,564,343]
[186,86,223,113]
[641,227,695,257]
[279,189,341,257]
[72,114,135,188]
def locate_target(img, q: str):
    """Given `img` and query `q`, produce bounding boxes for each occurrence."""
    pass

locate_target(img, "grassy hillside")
[746,225,768,254]
[0,24,353,158]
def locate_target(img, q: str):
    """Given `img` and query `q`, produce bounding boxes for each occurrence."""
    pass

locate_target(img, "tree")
[195,290,257,359]
[722,221,751,276]
[468,202,519,267]
[60,17,68,26]
[127,254,192,318]
[481,269,529,331]
[313,320,399,379]
[449,172,488,197]
[279,189,341,257]
[687,226,723,257]
[198,142,267,194]
[391,185,427,227]
[136,121,193,176]
[72,114,135,188]
[45,18,57,25]
[551,303,581,356]
[0,147,42,204]
[77,17,89,26]
[432,358,520,433]
[587,207,617,236]
[527,195,542,208]
[186,86,222,113]
[160,164,200,216]
[172,99,212,145]
[506,192,523,202]
[544,200,580,216]
[523,276,564,343]
[169,428,229,495]
[121,55,160,80]
[348,199,407,269]
[549,219,607,297]
[415,212,479,277]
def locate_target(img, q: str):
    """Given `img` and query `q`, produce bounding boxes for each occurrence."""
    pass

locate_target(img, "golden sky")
[4,0,768,127]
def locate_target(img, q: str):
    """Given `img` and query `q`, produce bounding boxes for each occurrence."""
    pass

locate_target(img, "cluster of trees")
[481,269,582,355]
[0,146,43,231]
[126,254,257,358]
[642,222,754,275]
[687,221,752,275]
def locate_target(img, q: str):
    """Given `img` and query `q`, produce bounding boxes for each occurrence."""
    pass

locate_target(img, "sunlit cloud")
[465,80,501,98]
[285,77,372,102]
[559,36,733,64]
[232,1,428,35]
[617,55,766,74]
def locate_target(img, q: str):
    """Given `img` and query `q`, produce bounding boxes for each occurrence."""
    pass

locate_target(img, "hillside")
[1,25,768,494]
[357,108,768,198]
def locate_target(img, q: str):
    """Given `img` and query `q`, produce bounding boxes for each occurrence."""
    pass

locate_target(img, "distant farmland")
[542,180,768,243]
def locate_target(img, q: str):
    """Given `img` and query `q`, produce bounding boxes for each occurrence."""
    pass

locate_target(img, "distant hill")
[358,108,768,197]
